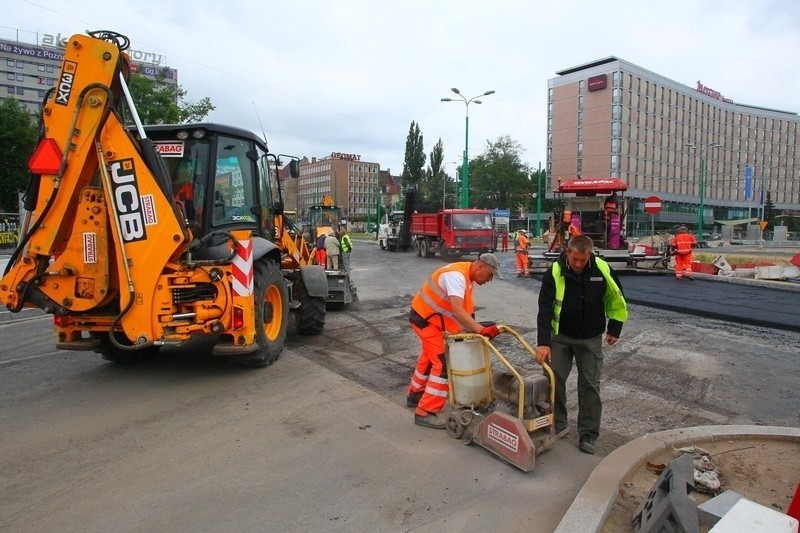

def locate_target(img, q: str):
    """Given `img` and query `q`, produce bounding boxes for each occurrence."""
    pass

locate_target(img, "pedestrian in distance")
[315,232,327,268]
[501,230,509,252]
[515,230,530,277]
[670,225,697,280]
[339,228,358,299]
[339,228,353,274]
[534,235,628,455]
[325,231,341,270]
[407,253,504,429]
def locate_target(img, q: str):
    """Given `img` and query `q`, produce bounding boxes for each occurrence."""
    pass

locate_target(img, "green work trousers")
[549,333,604,440]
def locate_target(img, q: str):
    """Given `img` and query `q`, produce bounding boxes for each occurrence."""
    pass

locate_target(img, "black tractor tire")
[233,259,288,367]
[94,332,160,364]
[423,239,434,258]
[295,283,326,336]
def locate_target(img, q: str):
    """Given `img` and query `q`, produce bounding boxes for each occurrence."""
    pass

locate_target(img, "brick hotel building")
[547,57,799,236]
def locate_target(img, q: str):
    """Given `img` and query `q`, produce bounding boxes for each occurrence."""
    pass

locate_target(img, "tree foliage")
[401,121,426,193]
[126,69,215,125]
[0,99,38,212]
[467,136,533,211]
[415,138,450,212]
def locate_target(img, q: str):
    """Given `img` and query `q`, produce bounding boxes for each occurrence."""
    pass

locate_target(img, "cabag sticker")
[83,232,97,264]
[487,423,519,453]
[141,194,157,226]
[153,141,184,157]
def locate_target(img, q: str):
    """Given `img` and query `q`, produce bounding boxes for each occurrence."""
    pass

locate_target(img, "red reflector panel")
[233,307,244,330]
[29,138,63,175]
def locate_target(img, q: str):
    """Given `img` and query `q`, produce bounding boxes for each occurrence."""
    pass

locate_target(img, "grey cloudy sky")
[5,0,799,176]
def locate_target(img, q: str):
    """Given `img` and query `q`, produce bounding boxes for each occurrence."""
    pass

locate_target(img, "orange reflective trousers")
[407,323,449,416]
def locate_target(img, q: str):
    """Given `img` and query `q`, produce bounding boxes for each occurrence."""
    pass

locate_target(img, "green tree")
[401,121,426,194]
[126,69,215,124]
[763,192,778,226]
[416,138,447,211]
[468,136,532,210]
[0,99,38,212]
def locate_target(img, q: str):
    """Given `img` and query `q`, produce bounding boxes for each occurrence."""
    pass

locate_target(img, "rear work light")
[29,138,63,175]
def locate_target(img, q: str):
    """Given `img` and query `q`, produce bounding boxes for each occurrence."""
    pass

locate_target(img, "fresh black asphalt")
[598,270,798,332]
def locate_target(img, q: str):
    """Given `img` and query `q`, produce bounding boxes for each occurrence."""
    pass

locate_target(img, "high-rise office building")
[548,57,799,233]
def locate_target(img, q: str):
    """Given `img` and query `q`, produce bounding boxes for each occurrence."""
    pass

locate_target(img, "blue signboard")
[744,164,753,200]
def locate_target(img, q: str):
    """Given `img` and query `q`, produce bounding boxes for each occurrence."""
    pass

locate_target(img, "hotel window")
[612,121,621,136]
[613,71,621,86]
[612,104,621,120]
[578,95,583,110]
[577,143,583,157]
[612,87,621,103]
[578,80,584,94]
[578,111,583,125]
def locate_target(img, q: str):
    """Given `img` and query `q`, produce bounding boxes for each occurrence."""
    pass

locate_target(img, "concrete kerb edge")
[554,425,800,533]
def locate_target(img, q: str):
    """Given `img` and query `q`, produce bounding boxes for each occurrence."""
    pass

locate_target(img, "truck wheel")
[94,332,159,364]
[420,239,428,258]
[415,240,421,257]
[234,259,288,367]
[380,239,386,250]
[295,283,326,336]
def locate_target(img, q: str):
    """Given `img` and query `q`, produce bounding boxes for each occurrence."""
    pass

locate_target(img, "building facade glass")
[548,57,799,236]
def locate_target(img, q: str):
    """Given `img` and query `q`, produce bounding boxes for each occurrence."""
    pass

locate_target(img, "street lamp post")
[441,88,495,208]
[687,142,722,241]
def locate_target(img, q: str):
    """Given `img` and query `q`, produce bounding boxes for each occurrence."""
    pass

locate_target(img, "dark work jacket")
[537,252,625,346]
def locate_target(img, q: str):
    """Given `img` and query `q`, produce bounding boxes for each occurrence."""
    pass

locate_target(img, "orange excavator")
[0,30,330,367]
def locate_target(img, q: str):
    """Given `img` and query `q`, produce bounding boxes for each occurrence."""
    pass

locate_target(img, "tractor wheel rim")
[263,285,282,340]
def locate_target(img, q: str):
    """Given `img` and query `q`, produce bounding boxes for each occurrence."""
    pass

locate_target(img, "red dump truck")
[411,209,495,258]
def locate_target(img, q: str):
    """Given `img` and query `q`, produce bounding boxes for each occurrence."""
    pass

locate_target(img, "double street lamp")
[441,88,495,208]
[687,141,722,240]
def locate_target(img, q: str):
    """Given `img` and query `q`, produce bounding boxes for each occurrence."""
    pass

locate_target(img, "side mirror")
[288,159,300,179]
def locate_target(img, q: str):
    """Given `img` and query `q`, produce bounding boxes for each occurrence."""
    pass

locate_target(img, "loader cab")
[144,123,280,243]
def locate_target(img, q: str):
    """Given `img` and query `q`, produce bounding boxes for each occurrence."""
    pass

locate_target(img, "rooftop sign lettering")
[330,152,361,161]
[40,32,166,66]
[696,81,733,104]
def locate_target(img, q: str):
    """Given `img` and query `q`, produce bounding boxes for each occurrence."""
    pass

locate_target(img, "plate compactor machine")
[443,325,568,472]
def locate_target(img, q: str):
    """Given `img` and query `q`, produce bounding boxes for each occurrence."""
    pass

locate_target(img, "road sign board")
[759,220,768,230]
[644,196,662,215]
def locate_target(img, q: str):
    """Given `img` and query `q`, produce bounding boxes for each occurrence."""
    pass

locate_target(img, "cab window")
[212,136,258,226]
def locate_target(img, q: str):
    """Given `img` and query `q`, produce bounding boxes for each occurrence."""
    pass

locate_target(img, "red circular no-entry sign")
[644,196,662,215]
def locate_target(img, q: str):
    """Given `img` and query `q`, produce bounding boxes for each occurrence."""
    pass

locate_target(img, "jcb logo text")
[110,159,147,243]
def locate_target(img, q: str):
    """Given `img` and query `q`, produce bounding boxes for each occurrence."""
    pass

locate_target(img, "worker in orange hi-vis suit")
[406,254,503,429]
[515,230,530,277]
[670,226,697,280]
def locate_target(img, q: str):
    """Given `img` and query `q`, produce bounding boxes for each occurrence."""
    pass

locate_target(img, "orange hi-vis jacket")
[411,262,474,333]
[672,233,696,255]
[515,233,530,253]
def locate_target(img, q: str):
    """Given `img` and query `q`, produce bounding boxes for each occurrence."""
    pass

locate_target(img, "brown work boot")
[414,412,446,430]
